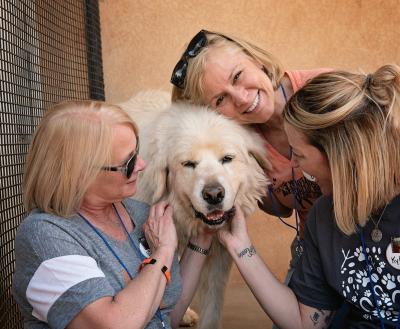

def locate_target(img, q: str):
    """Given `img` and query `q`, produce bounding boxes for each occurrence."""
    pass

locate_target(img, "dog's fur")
[119,91,270,329]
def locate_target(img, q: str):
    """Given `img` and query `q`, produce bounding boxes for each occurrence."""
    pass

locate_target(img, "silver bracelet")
[187,241,210,256]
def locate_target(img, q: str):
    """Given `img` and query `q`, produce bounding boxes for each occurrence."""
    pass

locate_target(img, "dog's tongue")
[206,210,224,221]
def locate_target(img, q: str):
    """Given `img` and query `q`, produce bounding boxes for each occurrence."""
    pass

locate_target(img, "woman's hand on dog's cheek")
[217,205,251,252]
[143,201,178,254]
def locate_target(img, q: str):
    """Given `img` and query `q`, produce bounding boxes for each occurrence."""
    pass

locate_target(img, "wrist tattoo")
[310,310,323,326]
[237,245,256,258]
[309,309,333,328]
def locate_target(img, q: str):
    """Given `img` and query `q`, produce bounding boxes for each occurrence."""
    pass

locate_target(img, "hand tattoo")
[237,245,256,258]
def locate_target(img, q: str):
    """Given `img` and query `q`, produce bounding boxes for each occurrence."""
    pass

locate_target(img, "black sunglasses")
[102,139,140,179]
[170,30,209,89]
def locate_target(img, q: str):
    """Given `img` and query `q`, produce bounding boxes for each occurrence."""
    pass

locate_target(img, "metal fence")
[0,0,104,327]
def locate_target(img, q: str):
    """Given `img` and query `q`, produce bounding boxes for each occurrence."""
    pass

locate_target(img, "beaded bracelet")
[139,258,171,284]
[187,241,210,256]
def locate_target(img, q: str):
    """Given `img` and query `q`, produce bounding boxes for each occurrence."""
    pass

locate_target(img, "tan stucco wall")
[99,0,400,285]
[100,0,400,103]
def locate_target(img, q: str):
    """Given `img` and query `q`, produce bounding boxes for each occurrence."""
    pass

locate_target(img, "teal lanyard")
[78,204,166,328]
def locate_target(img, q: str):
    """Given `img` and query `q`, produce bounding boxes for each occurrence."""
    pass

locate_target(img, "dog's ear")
[139,159,169,203]
[135,132,171,203]
[248,147,272,173]
[150,165,169,203]
[243,129,272,173]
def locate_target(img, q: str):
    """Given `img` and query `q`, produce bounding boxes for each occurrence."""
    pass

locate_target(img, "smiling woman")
[201,46,276,124]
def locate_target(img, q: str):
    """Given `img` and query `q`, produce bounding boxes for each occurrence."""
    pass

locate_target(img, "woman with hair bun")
[217,64,400,328]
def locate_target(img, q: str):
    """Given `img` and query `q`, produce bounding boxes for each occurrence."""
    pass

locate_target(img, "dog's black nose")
[202,183,225,205]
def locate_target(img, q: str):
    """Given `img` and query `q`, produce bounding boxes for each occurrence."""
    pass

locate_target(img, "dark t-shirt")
[289,195,400,328]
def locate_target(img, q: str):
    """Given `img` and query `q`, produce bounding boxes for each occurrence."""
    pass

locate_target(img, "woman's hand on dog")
[192,226,216,251]
[143,201,178,255]
[217,205,252,254]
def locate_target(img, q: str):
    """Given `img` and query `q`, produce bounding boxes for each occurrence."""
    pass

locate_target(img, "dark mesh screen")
[0,1,104,327]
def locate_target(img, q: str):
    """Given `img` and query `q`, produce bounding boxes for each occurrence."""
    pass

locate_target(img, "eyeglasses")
[102,139,140,179]
[170,30,209,89]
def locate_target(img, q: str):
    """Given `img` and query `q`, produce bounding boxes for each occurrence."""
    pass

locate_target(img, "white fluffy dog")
[119,91,270,329]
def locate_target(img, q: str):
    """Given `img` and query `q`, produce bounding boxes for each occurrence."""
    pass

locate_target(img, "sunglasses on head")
[170,29,235,89]
[170,30,209,89]
[102,139,140,179]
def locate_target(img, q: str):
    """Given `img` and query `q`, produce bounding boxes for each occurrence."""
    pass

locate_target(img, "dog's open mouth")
[193,206,236,226]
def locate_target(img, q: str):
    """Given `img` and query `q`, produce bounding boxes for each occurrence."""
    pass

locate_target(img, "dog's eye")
[182,161,197,168]
[221,155,234,164]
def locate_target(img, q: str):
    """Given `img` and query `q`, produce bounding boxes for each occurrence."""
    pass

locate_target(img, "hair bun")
[368,65,400,105]
[366,64,400,128]
[364,73,373,89]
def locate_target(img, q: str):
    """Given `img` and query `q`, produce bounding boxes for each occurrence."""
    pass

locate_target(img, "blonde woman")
[171,29,331,285]
[12,100,213,329]
[217,64,400,328]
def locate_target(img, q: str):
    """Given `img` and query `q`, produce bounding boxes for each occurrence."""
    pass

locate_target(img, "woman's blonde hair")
[23,100,138,217]
[284,64,400,235]
[171,30,284,104]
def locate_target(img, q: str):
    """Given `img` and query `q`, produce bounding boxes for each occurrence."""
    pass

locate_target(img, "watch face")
[139,236,151,257]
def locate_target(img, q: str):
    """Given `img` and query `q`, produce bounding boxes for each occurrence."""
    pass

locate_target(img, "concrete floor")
[219,281,273,329]
[185,279,273,329]
[181,210,295,329]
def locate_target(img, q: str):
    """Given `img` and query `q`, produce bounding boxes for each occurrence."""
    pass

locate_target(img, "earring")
[302,170,317,182]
